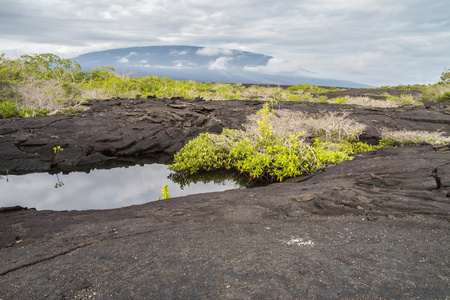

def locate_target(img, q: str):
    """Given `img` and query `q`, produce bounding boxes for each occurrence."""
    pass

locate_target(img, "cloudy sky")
[1,0,449,86]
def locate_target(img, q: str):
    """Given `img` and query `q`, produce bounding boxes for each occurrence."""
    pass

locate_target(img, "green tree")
[19,53,84,82]
[440,68,450,83]
[0,54,23,101]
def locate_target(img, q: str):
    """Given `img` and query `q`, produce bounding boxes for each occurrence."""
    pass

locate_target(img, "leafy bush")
[287,84,346,94]
[437,91,450,102]
[385,94,420,106]
[170,103,377,182]
[169,131,239,174]
[0,101,19,118]
[231,134,317,181]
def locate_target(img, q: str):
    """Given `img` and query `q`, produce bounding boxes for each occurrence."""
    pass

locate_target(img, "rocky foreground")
[0,91,449,298]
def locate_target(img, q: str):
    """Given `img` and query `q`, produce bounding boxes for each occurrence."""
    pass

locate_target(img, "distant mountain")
[72,46,370,88]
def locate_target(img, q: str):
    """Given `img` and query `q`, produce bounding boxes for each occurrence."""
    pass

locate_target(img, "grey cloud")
[1,0,449,85]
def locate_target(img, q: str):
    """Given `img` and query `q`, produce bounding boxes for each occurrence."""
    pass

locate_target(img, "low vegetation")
[326,94,422,107]
[379,129,450,147]
[169,102,379,183]
[378,68,450,102]
[2,53,449,119]
[158,185,170,200]
[170,102,449,183]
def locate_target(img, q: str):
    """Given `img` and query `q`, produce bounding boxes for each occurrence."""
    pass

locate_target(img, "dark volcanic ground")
[0,91,449,174]
[0,92,449,299]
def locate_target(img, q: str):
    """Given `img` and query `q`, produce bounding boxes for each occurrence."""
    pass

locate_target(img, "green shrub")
[60,81,81,98]
[334,97,348,104]
[18,108,49,118]
[385,94,415,105]
[169,132,235,174]
[287,84,344,94]
[170,103,377,183]
[225,93,244,100]
[0,101,19,118]
[231,134,318,181]
[437,91,450,102]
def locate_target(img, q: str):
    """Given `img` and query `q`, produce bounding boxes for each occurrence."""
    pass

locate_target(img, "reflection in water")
[54,173,64,189]
[168,169,260,189]
[0,164,246,211]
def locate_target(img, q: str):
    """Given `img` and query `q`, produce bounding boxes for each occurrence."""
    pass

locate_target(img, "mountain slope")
[72,46,370,88]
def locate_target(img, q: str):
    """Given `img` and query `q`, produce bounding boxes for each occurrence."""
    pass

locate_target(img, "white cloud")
[245,58,303,75]
[208,56,233,70]
[196,47,233,56]
[135,59,197,70]
[117,51,137,63]
[173,60,197,69]
[170,49,189,56]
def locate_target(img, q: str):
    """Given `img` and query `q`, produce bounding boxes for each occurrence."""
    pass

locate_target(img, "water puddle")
[0,163,251,211]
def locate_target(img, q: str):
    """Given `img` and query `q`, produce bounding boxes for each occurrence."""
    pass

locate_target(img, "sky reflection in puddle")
[0,164,243,211]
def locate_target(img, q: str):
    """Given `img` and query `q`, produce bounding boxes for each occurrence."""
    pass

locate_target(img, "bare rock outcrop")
[0,96,449,298]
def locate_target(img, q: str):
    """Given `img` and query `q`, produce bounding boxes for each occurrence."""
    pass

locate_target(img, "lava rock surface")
[0,95,449,298]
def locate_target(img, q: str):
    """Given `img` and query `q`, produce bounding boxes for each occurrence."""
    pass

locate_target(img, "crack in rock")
[0,242,93,276]
[0,225,178,277]
[432,167,442,189]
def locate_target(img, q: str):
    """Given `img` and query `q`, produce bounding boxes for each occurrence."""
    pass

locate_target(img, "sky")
[0,0,449,86]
